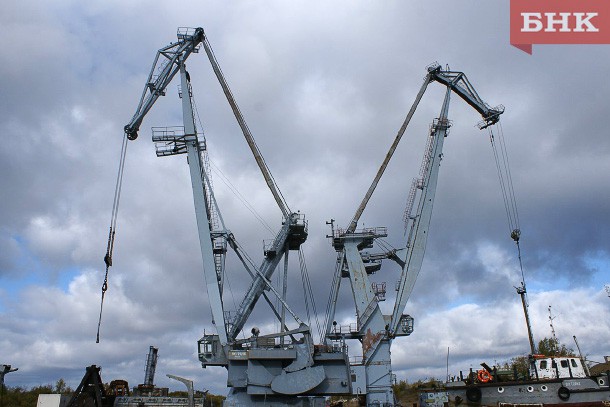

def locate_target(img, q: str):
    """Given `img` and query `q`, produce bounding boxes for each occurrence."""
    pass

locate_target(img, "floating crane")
[112,27,353,406]
[323,63,503,405]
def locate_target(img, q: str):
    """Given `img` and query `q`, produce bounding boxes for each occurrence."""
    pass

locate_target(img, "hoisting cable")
[201,37,292,219]
[209,161,275,235]
[96,134,129,343]
[321,252,343,344]
[488,122,526,282]
[298,249,322,339]
[489,123,520,236]
[489,123,538,353]
[347,75,431,232]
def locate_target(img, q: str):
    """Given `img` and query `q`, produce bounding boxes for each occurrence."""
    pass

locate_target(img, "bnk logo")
[521,13,598,32]
[510,0,610,54]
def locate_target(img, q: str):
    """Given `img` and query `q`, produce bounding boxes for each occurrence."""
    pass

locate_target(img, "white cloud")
[1,0,609,398]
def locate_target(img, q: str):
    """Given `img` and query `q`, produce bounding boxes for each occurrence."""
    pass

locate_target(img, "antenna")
[549,305,559,354]
[446,347,450,383]
[516,282,536,354]
[573,336,591,376]
[548,305,558,344]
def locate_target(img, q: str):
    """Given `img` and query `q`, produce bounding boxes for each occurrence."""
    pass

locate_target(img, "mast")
[516,282,536,355]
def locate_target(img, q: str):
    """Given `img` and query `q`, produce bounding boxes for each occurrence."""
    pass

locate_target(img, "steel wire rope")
[498,122,521,229]
[298,249,322,341]
[191,94,256,341]
[191,93,274,235]
[96,133,129,343]
[488,125,520,236]
[488,124,528,290]
[276,264,281,334]
[224,267,242,338]
[231,237,305,339]
[321,253,343,344]
[230,237,274,340]
[496,122,527,285]
[193,92,281,338]
[377,238,397,252]
[191,93,244,339]
[204,38,292,217]
[209,162,275,235]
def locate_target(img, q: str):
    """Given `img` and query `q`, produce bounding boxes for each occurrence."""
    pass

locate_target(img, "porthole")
[598,378,606,386]
[541,385,548,392]
[527,386,534,393]
[497,387,505,393]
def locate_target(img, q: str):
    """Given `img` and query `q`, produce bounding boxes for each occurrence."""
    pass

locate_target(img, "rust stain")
[362,328,382,356]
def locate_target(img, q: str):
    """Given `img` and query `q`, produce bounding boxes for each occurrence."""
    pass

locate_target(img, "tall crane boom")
[389,65,504,334]
[124,28,204,141]
[429,66,504,129]
[118,27,353,406]
[346,65,503,235]
[325,63,503,406]
[201,38,291,219]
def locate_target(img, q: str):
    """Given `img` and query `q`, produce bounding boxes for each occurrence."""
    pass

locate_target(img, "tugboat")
[435,354,610,406]
[420,236,610,406]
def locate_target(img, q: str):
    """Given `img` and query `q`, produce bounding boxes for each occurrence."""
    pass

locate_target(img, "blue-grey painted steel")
[201,38,290,219]
[126,27,358,405]
[342,236,395,405]
[389,88,451,336]
[166,373,195,407]
[429,71,503,129]
[228,213,303,340]
[441,377,610,406]
[124,28,204,140]
[347,75,431,233]
[324,65,503,406]
[223,391,326,407]
[180,61,229,346]
[271,365,326,394]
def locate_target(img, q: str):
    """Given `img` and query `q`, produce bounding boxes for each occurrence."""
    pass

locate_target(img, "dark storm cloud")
[1,0,609,396]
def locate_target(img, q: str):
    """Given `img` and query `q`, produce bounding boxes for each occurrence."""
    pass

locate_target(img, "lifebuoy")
[477,369,492,383]
[466,386,482,402]
[558,386,570,401]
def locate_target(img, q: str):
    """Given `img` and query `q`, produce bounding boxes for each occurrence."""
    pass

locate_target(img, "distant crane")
[0,364,17,389]
[143,346,158,388]
[324,63,503,405]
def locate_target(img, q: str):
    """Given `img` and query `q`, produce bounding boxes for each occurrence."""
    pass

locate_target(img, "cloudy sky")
[1,0,609,397]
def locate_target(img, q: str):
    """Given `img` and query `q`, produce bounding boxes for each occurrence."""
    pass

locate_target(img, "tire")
[558,386,570,401]
[466,386,482,403]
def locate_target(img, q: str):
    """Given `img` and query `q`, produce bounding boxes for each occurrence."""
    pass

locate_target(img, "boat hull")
[437,377,610,407]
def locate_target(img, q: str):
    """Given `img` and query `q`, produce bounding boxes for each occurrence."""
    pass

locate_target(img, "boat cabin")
[529,355,587,379]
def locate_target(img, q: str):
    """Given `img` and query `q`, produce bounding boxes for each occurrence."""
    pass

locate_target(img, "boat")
[421,354,610,407]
